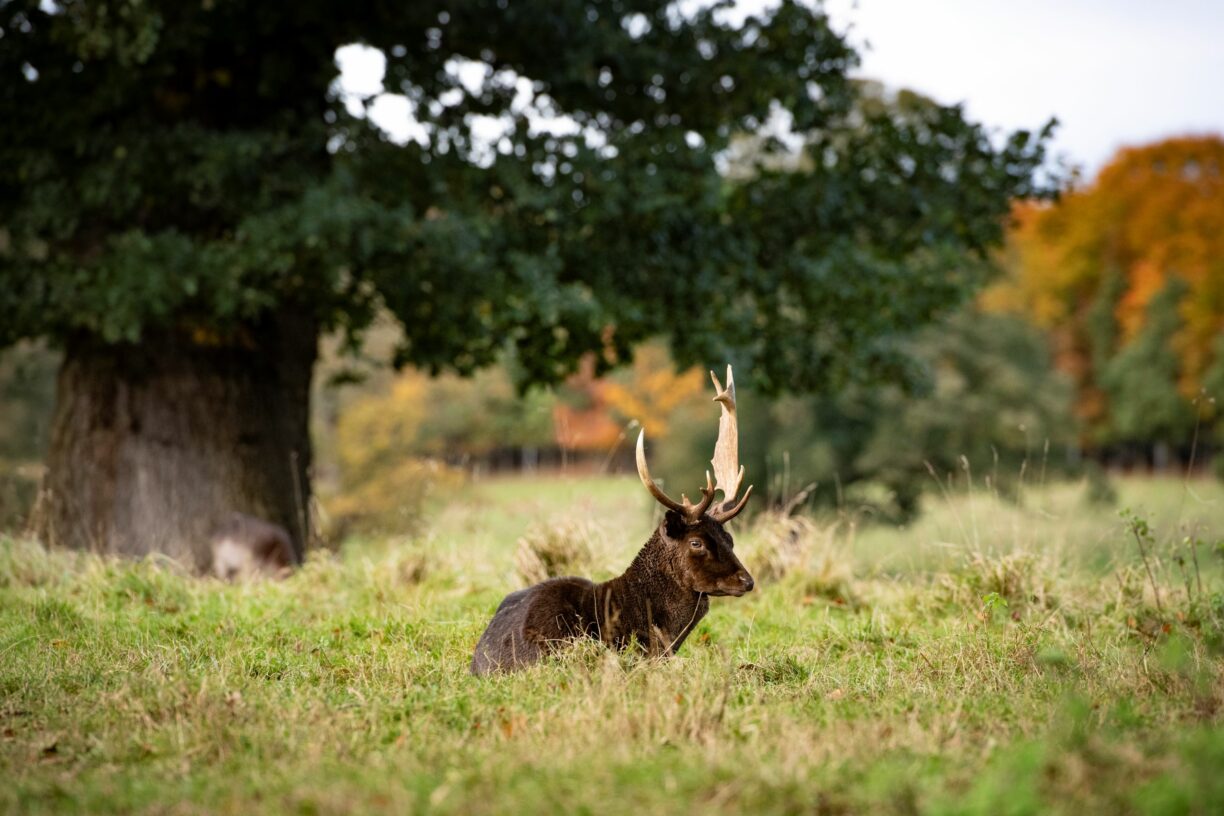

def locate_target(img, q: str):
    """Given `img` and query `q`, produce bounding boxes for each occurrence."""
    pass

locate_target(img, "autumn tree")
[988,135,1224,454]
[1,1,1051,565]
[327,366,545,533]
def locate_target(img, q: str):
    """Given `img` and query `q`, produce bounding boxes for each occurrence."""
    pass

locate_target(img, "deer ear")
[662,510,687,541]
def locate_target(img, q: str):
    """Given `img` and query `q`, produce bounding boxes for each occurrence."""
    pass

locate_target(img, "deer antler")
[636,364,754,525]
[707,365,753,523]
[636,431,716,523]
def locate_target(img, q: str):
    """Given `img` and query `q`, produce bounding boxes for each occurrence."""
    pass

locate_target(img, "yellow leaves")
[190,326,223,347]
[327,370,461,534]
[600,343,706,438]
[335,372,430,480]
[982,199,1090,327]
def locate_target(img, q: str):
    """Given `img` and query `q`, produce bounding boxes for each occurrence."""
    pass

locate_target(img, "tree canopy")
[987,135,1224,446]
[2,0,1054,393]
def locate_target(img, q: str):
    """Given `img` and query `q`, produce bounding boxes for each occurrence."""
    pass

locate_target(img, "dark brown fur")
[471,511,753,674]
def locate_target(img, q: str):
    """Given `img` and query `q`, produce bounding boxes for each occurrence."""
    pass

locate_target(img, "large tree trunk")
[35,311,317,570]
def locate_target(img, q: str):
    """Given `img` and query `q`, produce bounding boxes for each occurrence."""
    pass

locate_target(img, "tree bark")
[35,311,317,570]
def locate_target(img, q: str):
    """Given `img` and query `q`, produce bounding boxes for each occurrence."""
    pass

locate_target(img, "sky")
[338,0,1224,179]
[820,0,1224,177]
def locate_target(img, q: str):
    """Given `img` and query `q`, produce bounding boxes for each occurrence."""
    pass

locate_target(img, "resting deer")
[210,512,296,580]
[471,366,754,675]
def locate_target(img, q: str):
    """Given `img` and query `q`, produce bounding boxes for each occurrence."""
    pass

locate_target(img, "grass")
[2,473,1224,815]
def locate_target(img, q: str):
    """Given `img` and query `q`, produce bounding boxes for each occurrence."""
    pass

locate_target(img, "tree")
[599,342,705,438]
[657,307,1076,519]
[1098,279,1197,468]
[1,1,1052,565]
[852,309,1077,514]
[987,136,1224,449]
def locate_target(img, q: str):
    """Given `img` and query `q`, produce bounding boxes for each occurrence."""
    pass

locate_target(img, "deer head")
[636,365,754,596]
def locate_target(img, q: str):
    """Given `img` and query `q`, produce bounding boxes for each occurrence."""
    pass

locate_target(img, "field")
[2,474,1223,815]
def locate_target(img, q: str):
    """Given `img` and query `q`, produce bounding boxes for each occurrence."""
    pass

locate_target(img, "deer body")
[471,367,754,675]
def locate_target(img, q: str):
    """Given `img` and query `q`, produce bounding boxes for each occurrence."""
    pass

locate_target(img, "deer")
[471,365,754,675]
[209,512,296,580]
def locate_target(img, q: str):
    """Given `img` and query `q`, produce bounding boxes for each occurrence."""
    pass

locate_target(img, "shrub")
[948,550,1059,613]
[742,508,859,606]
[324,457,464,540]
[514,518,602,586]
[744,511,822,583]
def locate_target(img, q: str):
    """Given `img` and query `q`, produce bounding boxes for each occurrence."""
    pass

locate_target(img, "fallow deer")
[210,512,296,580]
[471,366,754,674]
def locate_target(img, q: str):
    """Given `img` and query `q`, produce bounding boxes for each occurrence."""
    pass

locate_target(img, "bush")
[947,550,1058,613]
[324,457,464,539]
[514,518,602,586]
[744,511,821,583]
[741,508,859,606]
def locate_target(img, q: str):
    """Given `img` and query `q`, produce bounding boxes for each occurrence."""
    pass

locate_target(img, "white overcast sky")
[822,0,1224,177]
[338,0,1224,178]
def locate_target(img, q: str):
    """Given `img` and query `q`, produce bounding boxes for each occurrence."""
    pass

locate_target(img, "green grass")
[3,474,1224,815]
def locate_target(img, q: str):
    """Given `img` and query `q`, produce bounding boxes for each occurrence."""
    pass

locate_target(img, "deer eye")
[688,538,703,549]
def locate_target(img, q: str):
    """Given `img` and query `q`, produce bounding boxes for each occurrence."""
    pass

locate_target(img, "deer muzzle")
[710,570,754,597]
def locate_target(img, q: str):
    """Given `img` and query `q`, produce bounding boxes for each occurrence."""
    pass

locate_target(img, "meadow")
[2,473,1223,815]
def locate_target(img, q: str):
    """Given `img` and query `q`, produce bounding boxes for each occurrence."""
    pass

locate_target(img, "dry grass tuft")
[373,537,431,586]
[950,549,1059,610]
[0,534,88,590]
[744,511,821,583]
[514,517,603,585]
[743,510,860,606]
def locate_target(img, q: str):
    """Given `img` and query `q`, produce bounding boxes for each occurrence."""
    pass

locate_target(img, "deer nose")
[739,573,754,592]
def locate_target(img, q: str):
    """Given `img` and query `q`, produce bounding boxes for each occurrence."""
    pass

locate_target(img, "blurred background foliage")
[2,133,1221,535]
[984,135,1224,468]
[0,342,57,530]
[0,0,1060,549]
[175,295,1081,533]
[0,0,1220,538]
[260,132,1224,530]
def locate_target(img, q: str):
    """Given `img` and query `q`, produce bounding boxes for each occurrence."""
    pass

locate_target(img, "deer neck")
[597,530,708,652]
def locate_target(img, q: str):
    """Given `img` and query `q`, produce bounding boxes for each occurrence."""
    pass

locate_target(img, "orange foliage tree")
[552,344,706,453]
[985,135,1224,448]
